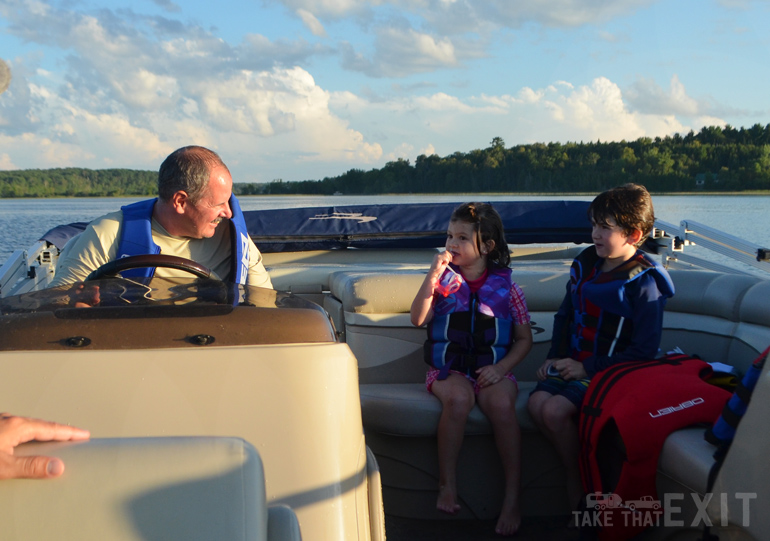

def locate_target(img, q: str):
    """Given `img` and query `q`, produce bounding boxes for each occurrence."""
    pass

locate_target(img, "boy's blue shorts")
[531,376,591,408]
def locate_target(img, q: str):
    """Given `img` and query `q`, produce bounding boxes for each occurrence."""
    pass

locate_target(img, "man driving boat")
[50,145,272,289]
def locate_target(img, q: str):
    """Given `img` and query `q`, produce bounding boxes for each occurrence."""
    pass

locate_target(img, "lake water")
[1,194,768,274]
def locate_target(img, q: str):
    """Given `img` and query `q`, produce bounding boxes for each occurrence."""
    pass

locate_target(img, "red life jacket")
[578,354,730,540]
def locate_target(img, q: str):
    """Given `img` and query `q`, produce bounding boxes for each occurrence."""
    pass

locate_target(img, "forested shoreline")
[3,124,770,197]
[0,168,157,198]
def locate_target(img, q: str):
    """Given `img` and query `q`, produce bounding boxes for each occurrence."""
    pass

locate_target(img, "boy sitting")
[527,183,675,511]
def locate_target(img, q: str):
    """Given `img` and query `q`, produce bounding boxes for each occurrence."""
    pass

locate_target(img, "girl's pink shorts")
[426,369,518,395]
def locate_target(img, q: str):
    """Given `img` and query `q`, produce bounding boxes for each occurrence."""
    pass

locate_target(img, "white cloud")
[3,54,382,179]
[269,0,667,86]
[419,143,437,156]
[343,27,461,77]
[65,110,172,165]
[396,29,457,65]
[0,153,17,169]
[474,94,513,110]
[277,0,380,19]
[413,92,473,112]
[508,77,688,143]
[0,1,382,181]
[471,0,656,28]
[188,66,382,168]
[297,9,328,37]
[277,0,656,32]
[694,116,728,129]
[625,75,701,117]
[518,87,546,104]
[384,142,415,162]
[340,76,696,165]
[328,90,370,113]
[0,0,747,184]
[111,69,180,110]
[0,132,94,170]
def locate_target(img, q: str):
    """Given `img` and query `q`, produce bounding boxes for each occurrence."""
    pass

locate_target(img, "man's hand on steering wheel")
[71,283,101,308]
[68,255,215,308]
[84,255,213,281]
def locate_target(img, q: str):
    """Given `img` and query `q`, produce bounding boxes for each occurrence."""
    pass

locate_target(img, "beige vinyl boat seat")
[327,269,579,519]
[327,267,770,525]
[0,436,301,541]
[0,283,379,540]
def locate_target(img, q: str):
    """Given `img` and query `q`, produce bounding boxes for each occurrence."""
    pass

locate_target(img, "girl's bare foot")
[436,484,461,515]
[495,495,521,536]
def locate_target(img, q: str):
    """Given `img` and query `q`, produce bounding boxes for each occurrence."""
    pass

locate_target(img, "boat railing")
[0,240,57,298]
[653,219,770,276]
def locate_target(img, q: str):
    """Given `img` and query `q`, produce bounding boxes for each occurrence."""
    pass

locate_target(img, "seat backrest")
[0,437,269,541]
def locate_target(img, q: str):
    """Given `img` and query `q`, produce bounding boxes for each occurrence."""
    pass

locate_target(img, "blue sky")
[1,0,769,184]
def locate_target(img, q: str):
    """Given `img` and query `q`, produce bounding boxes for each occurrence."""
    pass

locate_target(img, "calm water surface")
[1,194,768,271]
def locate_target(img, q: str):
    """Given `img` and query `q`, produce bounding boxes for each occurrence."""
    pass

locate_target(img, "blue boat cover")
[41,201,592,253]
[41,222,89,250]
[244,201,592,252]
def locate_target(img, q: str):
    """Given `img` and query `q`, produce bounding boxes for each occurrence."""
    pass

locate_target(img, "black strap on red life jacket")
[578,356,676,495]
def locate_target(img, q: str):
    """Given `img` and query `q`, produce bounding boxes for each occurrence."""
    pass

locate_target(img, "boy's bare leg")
[431,374,475,515]
[526,390,550,428]
[531,393,582,510]
[478,380,521,536]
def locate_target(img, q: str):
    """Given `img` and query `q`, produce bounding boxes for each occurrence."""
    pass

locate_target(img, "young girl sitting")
[410,202,533,536]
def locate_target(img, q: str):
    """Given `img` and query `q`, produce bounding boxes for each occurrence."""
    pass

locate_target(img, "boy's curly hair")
[589,184,655,246]
[450,202,511,268]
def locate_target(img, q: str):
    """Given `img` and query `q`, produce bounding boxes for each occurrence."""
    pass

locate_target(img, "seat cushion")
[2,437,267,541]
[657,427,717,495]
[360,381,539,436]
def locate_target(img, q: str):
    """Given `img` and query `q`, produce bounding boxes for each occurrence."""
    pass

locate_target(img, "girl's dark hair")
[450,202,510,268]
[589,183,655,246]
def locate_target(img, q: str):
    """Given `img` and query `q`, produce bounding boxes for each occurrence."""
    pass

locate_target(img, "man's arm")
[246,236,273,289]
[49,213,121,288]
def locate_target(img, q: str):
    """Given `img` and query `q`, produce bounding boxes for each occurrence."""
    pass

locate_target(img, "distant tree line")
[0,168,157,197]
[240,124,770,195]
[3,124,770,198]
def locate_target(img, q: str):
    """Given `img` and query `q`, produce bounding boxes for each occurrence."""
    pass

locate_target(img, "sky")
[1,0,769,184]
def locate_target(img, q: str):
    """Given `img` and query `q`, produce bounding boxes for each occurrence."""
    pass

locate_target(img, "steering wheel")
[84,254,213,281]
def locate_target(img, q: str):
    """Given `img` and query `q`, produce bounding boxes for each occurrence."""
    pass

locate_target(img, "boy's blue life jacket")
[424,265,514,379]
[117,195,250,284]
[567,246,674,363]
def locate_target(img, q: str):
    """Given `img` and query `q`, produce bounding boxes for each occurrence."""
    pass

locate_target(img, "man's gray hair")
[158,146,229,203]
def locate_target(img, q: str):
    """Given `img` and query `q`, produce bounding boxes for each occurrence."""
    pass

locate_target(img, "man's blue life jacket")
[117,195,250,284]
[424,265,514,379]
